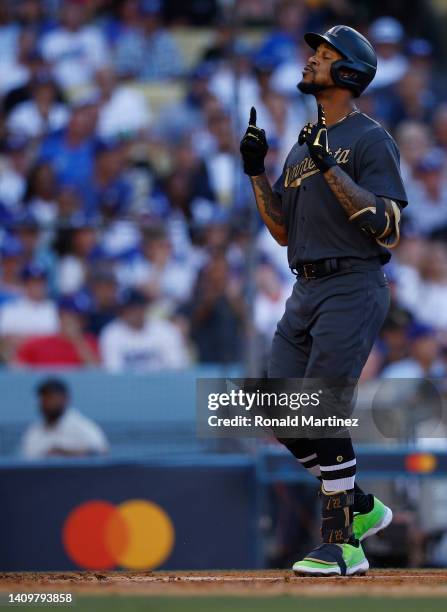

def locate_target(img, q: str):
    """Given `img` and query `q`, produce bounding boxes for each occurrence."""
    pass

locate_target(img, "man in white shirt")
[40,1,108,90]
[381,322,445,378]
[7,73,69,138]
[0,262,58,363]
[20,378,109,459]
[100,288,189,373]
[0,263,58,337]
[95,66,152,139]
[116,225,194,313]
[406,152,447,236]
[368,17,408,90]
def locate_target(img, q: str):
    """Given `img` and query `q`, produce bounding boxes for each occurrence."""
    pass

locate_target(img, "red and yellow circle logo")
[62,499,175,570]
[405,452,437,474]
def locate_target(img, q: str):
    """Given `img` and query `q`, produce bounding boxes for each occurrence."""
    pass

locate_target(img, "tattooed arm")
[250,174,288,246]
[323,166,397,239]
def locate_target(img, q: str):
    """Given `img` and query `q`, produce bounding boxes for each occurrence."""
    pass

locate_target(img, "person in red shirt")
[16,293,99,367]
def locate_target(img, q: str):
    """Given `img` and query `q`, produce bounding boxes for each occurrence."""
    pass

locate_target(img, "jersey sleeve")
[355,131,408,207]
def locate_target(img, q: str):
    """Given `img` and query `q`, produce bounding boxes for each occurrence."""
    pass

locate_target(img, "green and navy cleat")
[293,542,369,577]
[353,496,393,542]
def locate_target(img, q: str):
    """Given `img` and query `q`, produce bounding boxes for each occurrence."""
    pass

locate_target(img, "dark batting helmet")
[304,25,377,97]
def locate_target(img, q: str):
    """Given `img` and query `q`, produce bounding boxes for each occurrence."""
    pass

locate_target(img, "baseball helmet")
[304,25,377,97]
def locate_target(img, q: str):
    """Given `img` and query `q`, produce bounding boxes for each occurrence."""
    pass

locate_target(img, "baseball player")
[240,25,407,576]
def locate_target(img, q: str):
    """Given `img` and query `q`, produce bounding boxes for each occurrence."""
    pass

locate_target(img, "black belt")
[292,257,376,280]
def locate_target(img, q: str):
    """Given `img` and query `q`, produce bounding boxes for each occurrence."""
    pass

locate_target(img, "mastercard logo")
[405,453,437,474]
[62,499,175,570]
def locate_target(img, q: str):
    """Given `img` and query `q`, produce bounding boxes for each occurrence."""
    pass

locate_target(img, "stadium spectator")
[381,322,445,378]
[395,241,447,330]
[1,47,50,115]
[39,0,108,90]
[99,288,189,372]
[256,225,291,282]
[116,224,194,312]
[255,0,305,69]
[377,303,413,370]
[16,0,54,38]
[0,236,24,305]
[0,26,39,96]
[23,162,58,227]
[16,293,99,367]
[191,210,231,266]
[39,99,98,189]
[270,44,305,99]
[100,215,141,260]
[157,63,213,141]
[54,184,83,223]
[86,269,119,336]
[0,264,57,363]
[254,260,291,350]
[259,88,306,163]
[56,215,100,295]
[393,68,436,123]
[95,66,152,139]
[20,377,108,459]
[105,0,141,46]
[7,72,69,138]
[160,151,215,227]
[190,253,245,363]
[200,21,234,64]
[205,111,241,207]
[14,213,54,276]
[0,3,19,68]
[0,134,29,215]
[369,17,408,90]
[405,152,447,236]
[395,120,431,186]
[209,42,259,124]
[113,1,184,80]
[84,139,131,216]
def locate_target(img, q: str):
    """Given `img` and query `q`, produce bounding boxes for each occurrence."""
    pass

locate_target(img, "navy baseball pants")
[268,259,390,490]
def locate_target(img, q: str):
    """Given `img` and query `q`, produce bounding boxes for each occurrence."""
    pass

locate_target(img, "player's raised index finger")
[249,106,257,126]
[318,104,326,126]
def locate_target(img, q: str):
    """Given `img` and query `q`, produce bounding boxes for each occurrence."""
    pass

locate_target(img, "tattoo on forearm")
[251,174,284,225]
[324,166,376,217]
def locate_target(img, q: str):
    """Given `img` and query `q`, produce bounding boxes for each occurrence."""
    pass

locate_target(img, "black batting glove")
[240,107,268,176]
[298,104,337,173]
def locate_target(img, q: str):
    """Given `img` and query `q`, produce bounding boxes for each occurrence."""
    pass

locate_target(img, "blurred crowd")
[1,0,447,376]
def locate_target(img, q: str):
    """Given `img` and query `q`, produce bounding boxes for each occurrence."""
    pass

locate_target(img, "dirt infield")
[0,570,446,598]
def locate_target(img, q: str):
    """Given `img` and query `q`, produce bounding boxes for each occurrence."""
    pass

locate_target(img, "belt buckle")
[303,263,316,279]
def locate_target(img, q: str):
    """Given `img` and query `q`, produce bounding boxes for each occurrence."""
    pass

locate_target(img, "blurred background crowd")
[1,0,447,379]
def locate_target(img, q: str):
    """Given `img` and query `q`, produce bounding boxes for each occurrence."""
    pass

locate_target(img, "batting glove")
[298,104,337,173]
[240,107,269,176]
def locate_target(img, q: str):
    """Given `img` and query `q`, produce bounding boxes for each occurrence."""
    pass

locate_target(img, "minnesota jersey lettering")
[285,148,351,188]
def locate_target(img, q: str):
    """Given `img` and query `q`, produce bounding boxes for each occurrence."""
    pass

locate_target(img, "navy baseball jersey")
[273,111,408,267]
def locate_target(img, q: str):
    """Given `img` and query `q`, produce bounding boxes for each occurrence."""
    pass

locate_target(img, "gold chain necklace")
[333,107,360,125]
